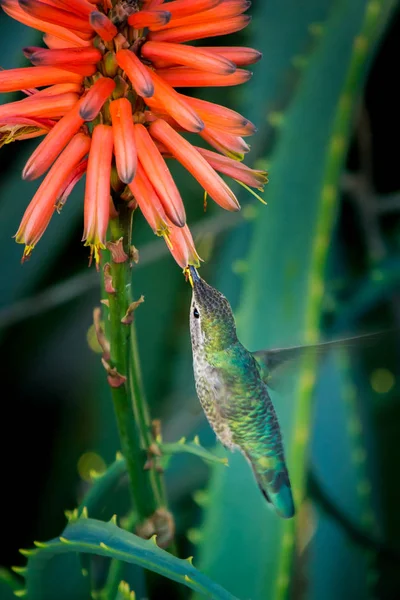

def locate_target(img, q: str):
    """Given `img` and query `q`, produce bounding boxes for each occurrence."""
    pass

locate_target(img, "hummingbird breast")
[193,352,237,448]
[192,342,278,451]
[192,340,294,518]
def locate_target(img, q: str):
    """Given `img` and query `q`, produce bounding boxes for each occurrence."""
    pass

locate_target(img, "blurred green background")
[1,0,400,599]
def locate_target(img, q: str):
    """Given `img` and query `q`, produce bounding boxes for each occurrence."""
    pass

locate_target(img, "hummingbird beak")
[188,265,201,288]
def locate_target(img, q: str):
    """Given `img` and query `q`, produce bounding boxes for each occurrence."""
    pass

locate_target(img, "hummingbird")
[187,266,387,518]
[188,265,295,519]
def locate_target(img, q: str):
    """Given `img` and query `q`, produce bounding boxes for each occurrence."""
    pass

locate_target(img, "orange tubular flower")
[51,0,94,18]
[83,124,113,265]
[128,162,170,236]
[134,123,186,227]
[128,9,171,29]
[0,92,79,119]
[89,11,118,41]
[149,118,240,212]
[0,67,82,93]
[163,0,220,19]
[22,102,85,180]
[1,0,91,45]
[200,127,250,159]
[18,0,94,34]
[141,42,236,75]
[0,0,266,268]
[78,77,116,120]
[110,98,137,185]
[168,224,201,269]
[148,16,250,43]
[181,95,256,136]
[142,0,164,8]
[115,50,154,98]
[204,46,262,66]
[196,147,268,190]
[26,46,102,67]
[154,67,252,87]
[15,133,91,260]
[146,70,204,133]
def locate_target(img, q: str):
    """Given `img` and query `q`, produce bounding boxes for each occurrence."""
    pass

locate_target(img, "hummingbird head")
[188,266,237,353]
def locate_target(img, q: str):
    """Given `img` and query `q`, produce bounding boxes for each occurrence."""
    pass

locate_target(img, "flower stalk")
[103,201,167,528]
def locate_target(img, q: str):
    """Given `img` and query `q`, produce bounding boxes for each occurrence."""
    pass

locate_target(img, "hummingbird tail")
[247,454,295,519]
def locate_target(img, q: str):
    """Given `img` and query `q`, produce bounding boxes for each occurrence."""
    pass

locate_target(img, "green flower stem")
[129,323,167,507]
[103,203,166,522]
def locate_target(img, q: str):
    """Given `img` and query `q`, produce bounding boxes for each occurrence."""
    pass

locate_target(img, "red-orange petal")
[155,67,252,87]
[19,0,94,33]
[0,121,50,143]
[204,46,262,66]
[15,132,91,255]
[27,82,82,95]
[149,118,240,212]
[83,124,113,261]
[89,11,118,41]
[195,147,268,188]
[200,126,250,159]
[115,49,154,98]
[110,98,137,184]
[26,46,102,66]
[23,101,85,180]
[128,10,171,30]
[57,157,88,208]
[51,0,94,17]
[165,0,250,25]
[163,0,220,19]
[141,0,163,7]
[0,66,82,93]
[134,123,186,227]
[43,33,90,48]
[148,15,250,43]
[141,41,235,75]
[146,69,203,133]
[167,223,201,269]
[151,0,248,32]
[79,77,116,120]
[0,115,53,131]
[0,92,78,119]
[181,94,256,135]
[128,162,169,235]
[2,0,90,45]
[50,63,97,76]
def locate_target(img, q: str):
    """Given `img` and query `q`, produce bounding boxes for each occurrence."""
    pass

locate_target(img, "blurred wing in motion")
[253,330,392,389]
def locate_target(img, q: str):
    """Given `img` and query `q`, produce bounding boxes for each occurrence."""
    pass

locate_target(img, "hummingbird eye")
[193,306,200,319]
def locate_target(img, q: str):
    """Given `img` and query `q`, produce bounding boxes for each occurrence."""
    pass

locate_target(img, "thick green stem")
[103,203,166,522]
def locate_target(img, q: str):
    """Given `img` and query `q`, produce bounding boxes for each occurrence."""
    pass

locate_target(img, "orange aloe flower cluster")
[0,0,267,267]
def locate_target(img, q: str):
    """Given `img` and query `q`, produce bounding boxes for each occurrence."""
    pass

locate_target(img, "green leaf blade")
[24,519,238,600]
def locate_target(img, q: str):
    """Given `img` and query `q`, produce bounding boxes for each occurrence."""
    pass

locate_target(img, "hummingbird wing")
[253,330,387,388]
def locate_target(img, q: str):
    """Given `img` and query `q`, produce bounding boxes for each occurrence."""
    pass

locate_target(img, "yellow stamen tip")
[22,244,34,262]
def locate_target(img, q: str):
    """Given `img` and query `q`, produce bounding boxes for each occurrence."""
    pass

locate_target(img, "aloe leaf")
[160,438,229,467]
[0,567,23,598]
[308,352,376,599]
[74,439,225,520]
[18,552,91,600]
[192,1,397,599]
[22,518,238,600]
[77,454,127,519]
